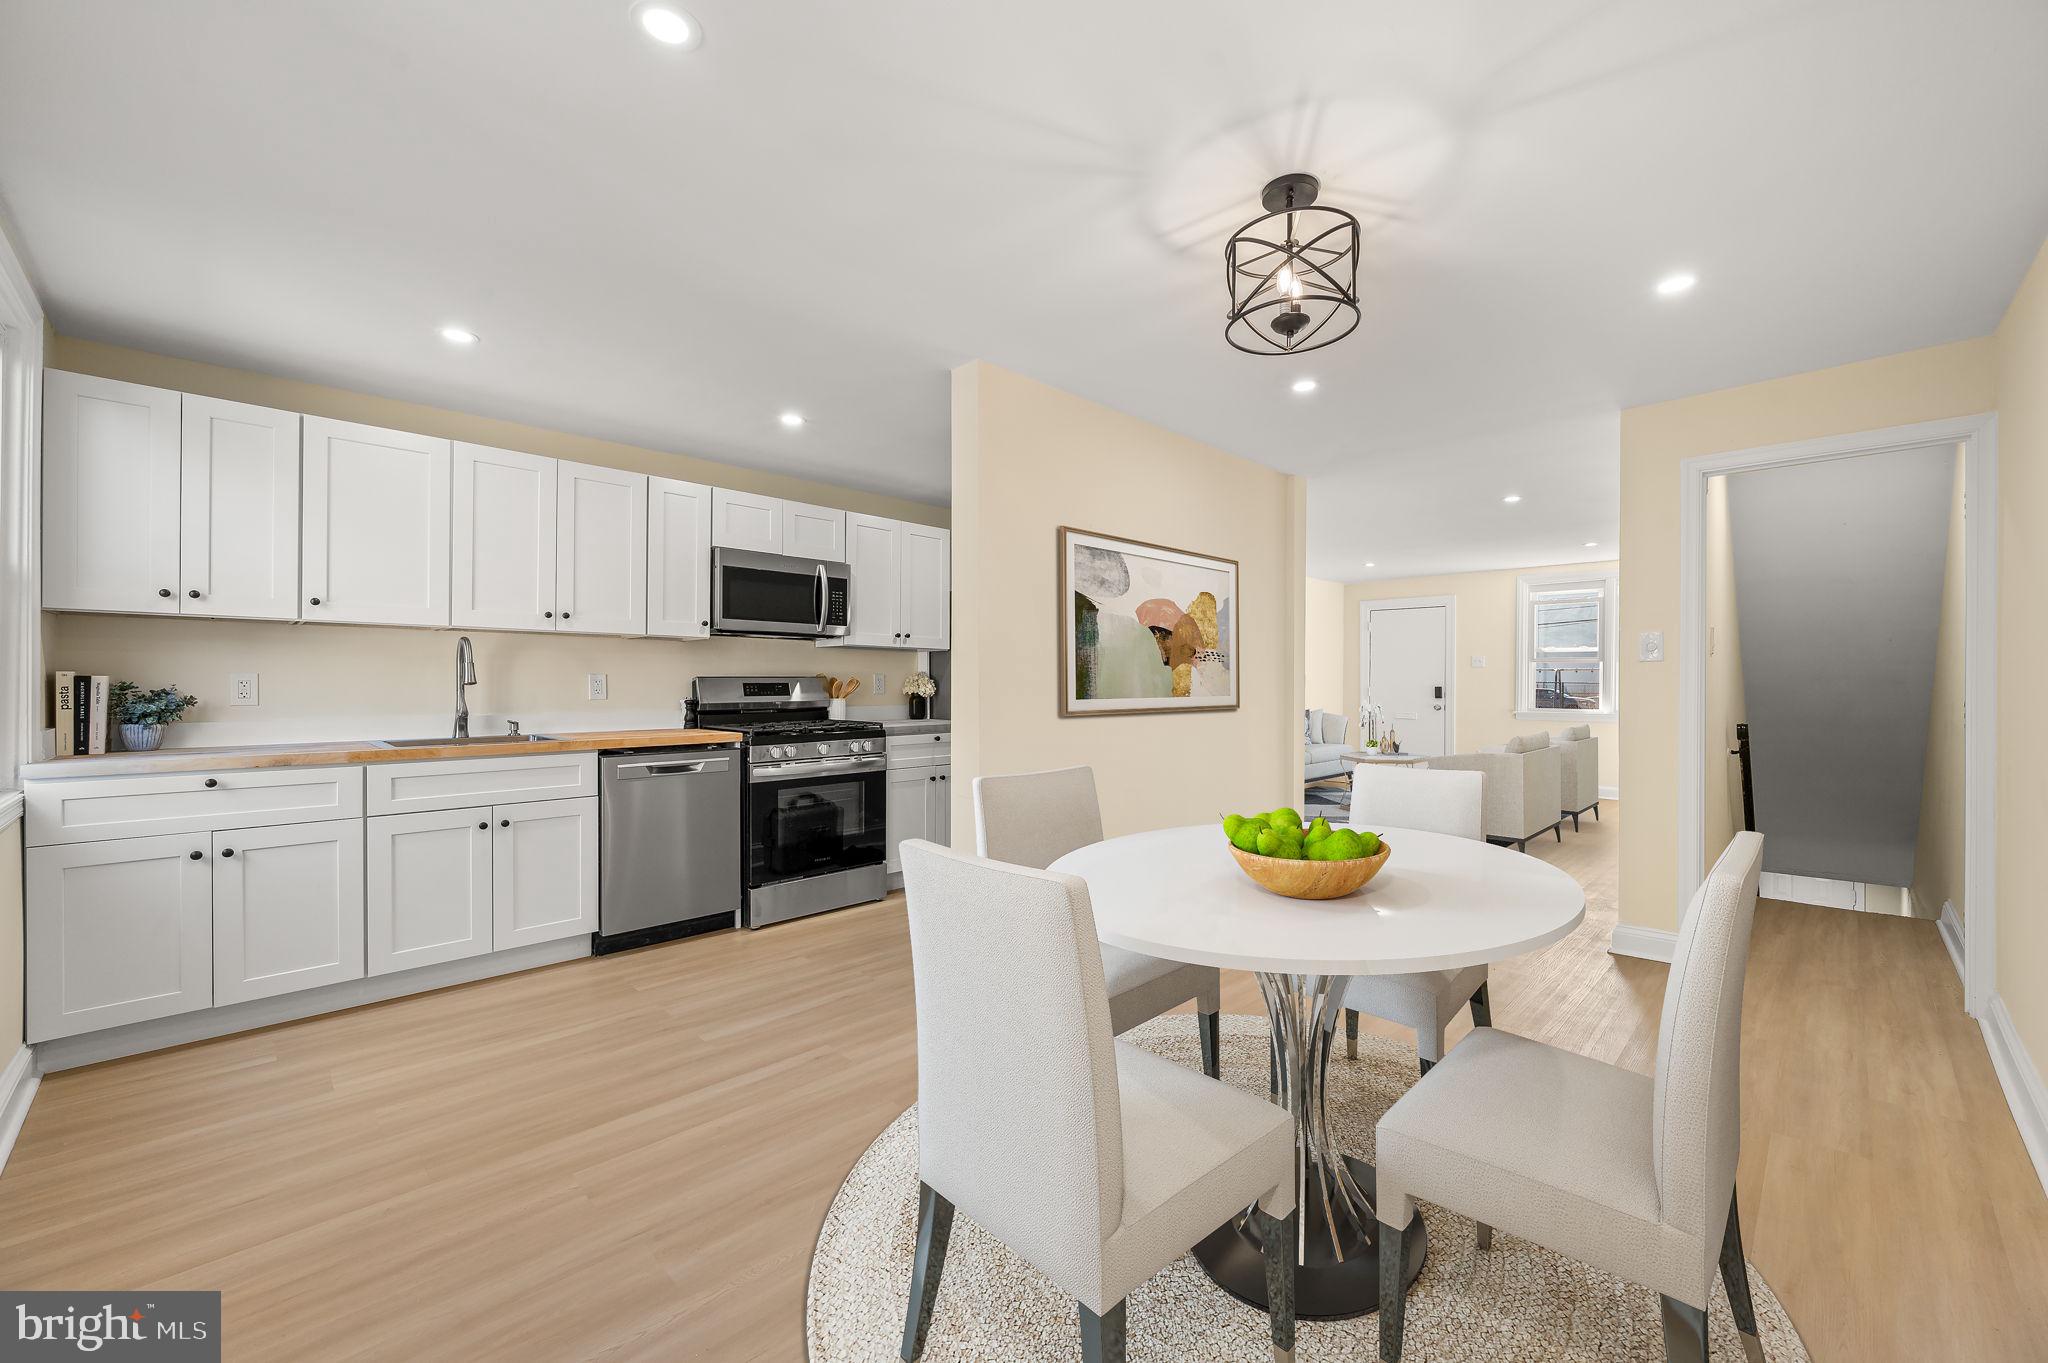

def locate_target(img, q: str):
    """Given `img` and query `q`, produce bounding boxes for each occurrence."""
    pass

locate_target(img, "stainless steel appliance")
[593,744,743,953]
[690,676,887,927]
[710,547,851,639]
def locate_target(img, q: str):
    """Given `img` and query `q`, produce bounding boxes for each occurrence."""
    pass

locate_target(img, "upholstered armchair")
[1551,724,1601,829]
[1428,734,1564,849]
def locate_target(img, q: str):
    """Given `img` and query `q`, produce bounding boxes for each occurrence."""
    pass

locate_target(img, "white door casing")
[1362,598,1454,757]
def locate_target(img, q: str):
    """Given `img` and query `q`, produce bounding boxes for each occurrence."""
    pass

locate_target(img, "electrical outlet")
[587,673,608,701]
[229,673,259,706]
[871,672,885,698]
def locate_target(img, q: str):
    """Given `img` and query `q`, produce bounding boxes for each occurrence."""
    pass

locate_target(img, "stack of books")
[52,671,110,756]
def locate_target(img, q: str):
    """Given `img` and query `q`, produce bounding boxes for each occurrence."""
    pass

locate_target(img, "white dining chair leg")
[900,1182,955,1361]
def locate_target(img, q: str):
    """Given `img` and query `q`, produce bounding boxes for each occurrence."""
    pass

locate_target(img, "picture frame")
[1057,526,1240,717]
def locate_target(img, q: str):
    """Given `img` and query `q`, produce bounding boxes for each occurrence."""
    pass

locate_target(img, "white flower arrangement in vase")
[903,671,937,719]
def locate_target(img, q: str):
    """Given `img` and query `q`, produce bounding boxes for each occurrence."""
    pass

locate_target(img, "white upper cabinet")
[842,513,902,647]
[711,487,782,554]
[647,476,713,639]
[42,371,182,614]
[302,418,451,627]
[783,499,847,561]
[556,461,647,635]
[180,395,301,620]
[452,442,557,631]
[900,522,951,650]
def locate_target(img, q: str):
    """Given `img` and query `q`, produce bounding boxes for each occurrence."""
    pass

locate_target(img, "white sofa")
[1304,709,1350,781]
[1429,733,1564,850]
[1551,724,1601,829]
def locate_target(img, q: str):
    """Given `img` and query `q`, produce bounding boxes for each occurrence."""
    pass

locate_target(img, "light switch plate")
[1638,631,1665,662]
[587,673,608,701]
[1470,655,1486,668]
[229,673,259,706]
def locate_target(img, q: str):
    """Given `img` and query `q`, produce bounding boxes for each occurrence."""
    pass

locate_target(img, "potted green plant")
[109,681,198,751]
[902,670,937,721]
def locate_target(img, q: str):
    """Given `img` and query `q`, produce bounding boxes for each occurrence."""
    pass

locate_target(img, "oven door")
[746,753,886,887]
[712,547,851,638]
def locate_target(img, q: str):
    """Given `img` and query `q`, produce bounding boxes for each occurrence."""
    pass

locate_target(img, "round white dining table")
[1049,823,1586,1321]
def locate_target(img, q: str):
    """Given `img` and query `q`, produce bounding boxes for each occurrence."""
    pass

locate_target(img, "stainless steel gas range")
[689,675,889,928]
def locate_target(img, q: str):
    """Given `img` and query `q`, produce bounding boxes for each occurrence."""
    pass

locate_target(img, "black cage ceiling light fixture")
[1224,172,1362,355]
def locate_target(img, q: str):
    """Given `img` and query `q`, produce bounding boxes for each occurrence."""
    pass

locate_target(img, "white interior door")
[452,441,557,631]
[556,461,647,634]
[180,395,301,620]
[1364,603,1451,757]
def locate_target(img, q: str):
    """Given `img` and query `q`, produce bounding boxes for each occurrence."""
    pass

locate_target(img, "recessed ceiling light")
[1583,541,1599,548]
[1655,271,1697,298]
[1291,378,1318,395]
[439,325,478,346]
[779,411,806,429]
[1364,562,1376,568]
[632,1,701,48]
[1502,494,1522,504]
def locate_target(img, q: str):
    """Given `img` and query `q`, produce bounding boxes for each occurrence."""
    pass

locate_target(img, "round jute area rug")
[807,1014,1810,1362]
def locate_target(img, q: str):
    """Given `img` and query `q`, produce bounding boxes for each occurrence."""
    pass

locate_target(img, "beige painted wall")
[1,823,20,1060]
[1304,577,1347,714]
[1913,448,1967,923]
[1994,237,2048,1080]
[1617,337,1997,934]
[1342,562,1621,789]
[1703,476,1748,864]
[39,336,948,733]
[949,362,1306,842]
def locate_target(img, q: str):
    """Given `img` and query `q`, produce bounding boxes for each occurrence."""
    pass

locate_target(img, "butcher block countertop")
[21,728,744,780]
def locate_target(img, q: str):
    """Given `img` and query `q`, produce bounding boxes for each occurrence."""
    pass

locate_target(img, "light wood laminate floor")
[3,804,2043,1361]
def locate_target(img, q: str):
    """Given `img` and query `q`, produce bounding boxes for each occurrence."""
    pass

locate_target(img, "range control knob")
[816,743,830,756]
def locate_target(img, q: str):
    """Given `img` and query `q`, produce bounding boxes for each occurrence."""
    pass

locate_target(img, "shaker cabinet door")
[42,370,182,614]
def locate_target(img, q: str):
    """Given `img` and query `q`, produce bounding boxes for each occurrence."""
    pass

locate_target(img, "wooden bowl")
[1228,839,1392,900]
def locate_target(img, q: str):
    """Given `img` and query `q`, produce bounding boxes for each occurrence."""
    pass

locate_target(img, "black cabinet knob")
[308,597,321,605]
[500,818,510,827]
[221,848,234,858]
[700,619,709,627]
[188,589,201,598]
[928,775,936,782]
[939,774,948,781]
[478,821,488,830]
[188,850,203,860]
[204,778,218,788]
[561,612,570,620]
[158,588,172,598]
[544,611,553,618]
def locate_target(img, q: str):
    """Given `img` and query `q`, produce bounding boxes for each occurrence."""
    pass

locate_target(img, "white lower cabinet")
[25,833,213,1042]
[366,807,495,975]
[212,818,366,1006]
[885,756,952,872]
[492,797,599,949]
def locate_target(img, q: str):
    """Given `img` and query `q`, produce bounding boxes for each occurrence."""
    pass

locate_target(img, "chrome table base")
[1192,972,1427,1320]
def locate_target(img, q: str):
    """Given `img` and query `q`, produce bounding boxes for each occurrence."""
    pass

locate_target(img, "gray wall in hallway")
[1727,442,1956,885]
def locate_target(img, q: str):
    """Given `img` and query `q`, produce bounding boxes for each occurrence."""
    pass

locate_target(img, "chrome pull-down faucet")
[454,636,477,738]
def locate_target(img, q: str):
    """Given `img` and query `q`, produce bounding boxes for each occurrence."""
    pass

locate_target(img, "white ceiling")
[4,1,2045,582]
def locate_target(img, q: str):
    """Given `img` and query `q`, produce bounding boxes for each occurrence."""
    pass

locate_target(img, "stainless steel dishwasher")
[594,746,742,954]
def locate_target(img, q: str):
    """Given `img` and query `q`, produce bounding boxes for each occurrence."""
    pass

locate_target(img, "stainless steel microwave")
[710,547,851,639]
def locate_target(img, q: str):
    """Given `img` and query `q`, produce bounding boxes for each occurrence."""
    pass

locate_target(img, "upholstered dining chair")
[1340,766,1492,1075]
[898,840,1299,1363]
[1374,832,1769,1363]
[975,766,1224,1079]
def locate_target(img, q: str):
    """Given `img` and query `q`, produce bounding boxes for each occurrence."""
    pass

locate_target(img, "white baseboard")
[1609,923,1677,963]
[0,1045,39,1176]
[33,936,590,1073]
[1937,901,1966,986]
[1981,994,2048,1197]
[1598,785,1620,801]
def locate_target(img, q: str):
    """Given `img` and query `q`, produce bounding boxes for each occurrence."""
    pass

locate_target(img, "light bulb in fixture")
[1502,494,1522,504]
[1291,378,1318,395]
[779,411,806,429]
[633,1,701,48]
[1655,271,1697,297]
[439,325,478,346]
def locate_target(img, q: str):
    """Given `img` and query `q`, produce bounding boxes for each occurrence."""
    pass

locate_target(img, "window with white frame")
[1516,572,1617,721]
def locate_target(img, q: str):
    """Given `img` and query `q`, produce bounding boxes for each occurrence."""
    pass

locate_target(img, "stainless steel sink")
[379,734,557,747]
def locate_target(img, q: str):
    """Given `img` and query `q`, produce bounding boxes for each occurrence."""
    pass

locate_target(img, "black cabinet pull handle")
[500,818,510,827]
[158,588,172,598]
[188,589,201,598]
[478,821,488,830]
[204,778,218,788]
[309,596,321,605]
[221,848,234,858]
[188,850,203,860]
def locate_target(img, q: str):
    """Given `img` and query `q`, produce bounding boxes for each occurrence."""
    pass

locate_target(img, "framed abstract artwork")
[1058,527,1239,716]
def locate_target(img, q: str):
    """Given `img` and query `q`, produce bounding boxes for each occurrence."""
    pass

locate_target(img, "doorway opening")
[1357,595,1456,758]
